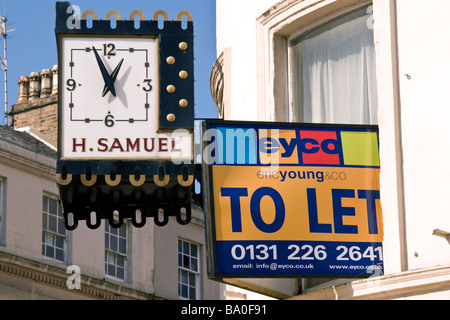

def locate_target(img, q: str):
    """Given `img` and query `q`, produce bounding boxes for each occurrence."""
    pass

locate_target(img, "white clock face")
[60,36,192,161]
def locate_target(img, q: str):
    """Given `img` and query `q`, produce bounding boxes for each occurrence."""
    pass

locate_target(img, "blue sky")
[0,0,218,125]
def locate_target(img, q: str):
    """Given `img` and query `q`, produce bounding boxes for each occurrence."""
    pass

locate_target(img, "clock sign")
[55,2,195,230]
[60,36,192,160]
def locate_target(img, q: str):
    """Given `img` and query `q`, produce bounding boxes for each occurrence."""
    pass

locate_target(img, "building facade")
[213,0,450,299]
[0,67,222,300]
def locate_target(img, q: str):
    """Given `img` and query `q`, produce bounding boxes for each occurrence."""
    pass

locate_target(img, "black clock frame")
[55,2,195,230]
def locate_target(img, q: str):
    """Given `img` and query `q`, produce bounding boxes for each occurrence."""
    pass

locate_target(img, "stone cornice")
[0,251,159,300]
[0,145,56,180]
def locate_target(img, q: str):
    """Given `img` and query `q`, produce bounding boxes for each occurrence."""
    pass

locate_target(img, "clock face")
[60,36,192,161]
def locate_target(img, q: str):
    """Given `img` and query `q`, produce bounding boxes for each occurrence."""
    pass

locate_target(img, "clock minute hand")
[92,46,116,97]
[110,58,124,82]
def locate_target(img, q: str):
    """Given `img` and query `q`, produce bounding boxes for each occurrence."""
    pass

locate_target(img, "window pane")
[119,238,126,254]
[49,215,57,232]
[189,272,195,286]
[55,236,64,249]
[56,248,64,262]
[45,233,54,245]
[181,284,188,298]
[116,255,125,268]
[191,257,198,272]
[107,264,115,276]
[46,245,54,258]
[49,198,57,214]
[181,270,188,284]
[189,286,196,300]
[117,267,124,280]
[183,241,189,254]
[57,217,66,236]
[112,226,119,236]
[181,255,188,268]
[191,244,197,257]
[290,7,378,125]
[110,236,117,251]
[106,251,113,264]
[42,197,47,212]
[119,225,126,238]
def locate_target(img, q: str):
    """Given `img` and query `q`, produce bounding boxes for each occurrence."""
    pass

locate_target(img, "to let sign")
[202,120,384,279]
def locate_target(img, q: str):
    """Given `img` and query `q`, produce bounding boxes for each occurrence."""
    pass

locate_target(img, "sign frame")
[54,2,195,230]
[201,119,384,279]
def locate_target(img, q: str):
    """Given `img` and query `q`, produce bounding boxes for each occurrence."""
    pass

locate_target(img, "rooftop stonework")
[10,65,59,147]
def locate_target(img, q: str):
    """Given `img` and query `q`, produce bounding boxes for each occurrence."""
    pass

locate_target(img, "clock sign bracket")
[56,161,193,230]
[55,2,195,230]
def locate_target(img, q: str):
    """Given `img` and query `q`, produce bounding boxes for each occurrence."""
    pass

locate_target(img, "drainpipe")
[390,0,408,272]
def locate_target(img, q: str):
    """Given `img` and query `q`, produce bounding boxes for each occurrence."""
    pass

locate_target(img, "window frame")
[177,238,201,300]
[255,0,374,122]
[104,221,129,282]
[42,194,67,264]
[287,5,377,124]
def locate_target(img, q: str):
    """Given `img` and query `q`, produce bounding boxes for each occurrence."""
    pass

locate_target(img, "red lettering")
[98,138,108,152]
[159,138,168,152]
[126,138,140,152]
[144,138,155,152]
[73,138,86,152]
[109,138,124,152]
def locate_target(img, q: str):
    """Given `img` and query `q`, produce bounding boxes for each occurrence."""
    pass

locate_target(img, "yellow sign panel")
[213,166,383,243]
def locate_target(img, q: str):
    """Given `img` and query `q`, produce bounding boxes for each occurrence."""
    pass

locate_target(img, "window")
[289,6,378,125]
[105,222,128,281]
[178,239,200,300]
[42,195,67,263]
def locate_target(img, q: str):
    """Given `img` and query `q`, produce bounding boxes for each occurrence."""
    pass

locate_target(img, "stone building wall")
[9,65,59,146]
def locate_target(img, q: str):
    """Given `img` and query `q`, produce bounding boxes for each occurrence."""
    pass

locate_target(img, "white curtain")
[291,14,378,125]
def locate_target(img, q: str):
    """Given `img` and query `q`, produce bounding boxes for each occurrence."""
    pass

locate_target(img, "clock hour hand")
[102,58,124,97]
[92,46,116,97]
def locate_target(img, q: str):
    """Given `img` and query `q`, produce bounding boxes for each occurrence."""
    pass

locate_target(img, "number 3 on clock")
[143,79,152,92]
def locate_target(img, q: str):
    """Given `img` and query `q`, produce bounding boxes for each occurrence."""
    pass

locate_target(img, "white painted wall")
[216,0,450,298]
[216,0,276,121]
[395,0,450,270]
[0,137,158,296]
